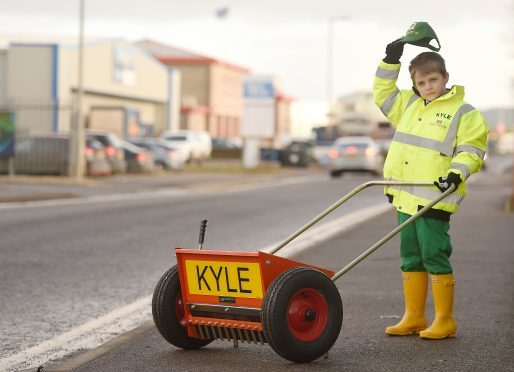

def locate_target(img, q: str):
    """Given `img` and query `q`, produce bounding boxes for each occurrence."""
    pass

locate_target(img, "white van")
[160,130,212,163]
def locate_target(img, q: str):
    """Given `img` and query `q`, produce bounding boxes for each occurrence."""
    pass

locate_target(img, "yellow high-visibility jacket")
[373,60,489,217]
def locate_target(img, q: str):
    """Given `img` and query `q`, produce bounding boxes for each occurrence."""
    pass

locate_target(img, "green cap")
[398,22,441,51]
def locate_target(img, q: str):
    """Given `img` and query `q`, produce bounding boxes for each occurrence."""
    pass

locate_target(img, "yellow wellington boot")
[420,274,458,339]
[385,272,428,336]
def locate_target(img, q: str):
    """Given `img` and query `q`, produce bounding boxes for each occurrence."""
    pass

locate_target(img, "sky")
[0,0,512,110]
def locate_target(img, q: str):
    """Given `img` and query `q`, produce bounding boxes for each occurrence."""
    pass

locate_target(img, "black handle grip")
[198,220,208,245]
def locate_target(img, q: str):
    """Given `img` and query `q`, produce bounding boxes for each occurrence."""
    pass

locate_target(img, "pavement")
[0,162,321,204]
[26,163,513,371]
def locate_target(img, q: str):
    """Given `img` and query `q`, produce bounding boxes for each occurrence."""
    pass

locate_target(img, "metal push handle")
[267,181,455,281]
[331,183,455,281]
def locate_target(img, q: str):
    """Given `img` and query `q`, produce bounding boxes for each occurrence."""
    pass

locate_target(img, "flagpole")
[214,9,230,69]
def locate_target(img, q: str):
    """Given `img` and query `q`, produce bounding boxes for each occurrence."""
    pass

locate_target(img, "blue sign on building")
[244,79,275,99]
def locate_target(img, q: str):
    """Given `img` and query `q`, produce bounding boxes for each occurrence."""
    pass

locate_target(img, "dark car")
[120,140,155,173]
[128,137,185,170]
[280,140,314,167]
[85,131,127,174]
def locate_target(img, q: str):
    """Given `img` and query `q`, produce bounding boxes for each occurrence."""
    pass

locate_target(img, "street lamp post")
[326,16,349,124]
[69,0,85,179]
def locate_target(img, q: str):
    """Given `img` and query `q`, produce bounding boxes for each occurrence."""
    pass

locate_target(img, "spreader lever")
[198,219,208,250]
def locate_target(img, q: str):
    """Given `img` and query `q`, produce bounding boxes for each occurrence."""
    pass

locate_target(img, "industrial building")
[0,40,180,138]
[138,39,247,138]
[138,39,293,149]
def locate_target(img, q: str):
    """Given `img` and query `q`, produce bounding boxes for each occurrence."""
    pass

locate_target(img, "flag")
[215,6,229,18]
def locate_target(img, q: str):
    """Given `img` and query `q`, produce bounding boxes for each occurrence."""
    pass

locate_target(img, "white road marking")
[0,200,391,371]
[0,297,151,371]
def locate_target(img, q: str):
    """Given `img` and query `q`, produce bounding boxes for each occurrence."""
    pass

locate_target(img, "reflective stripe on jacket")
[373,60,489,216]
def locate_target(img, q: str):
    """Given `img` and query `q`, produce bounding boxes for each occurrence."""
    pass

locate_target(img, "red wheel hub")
[175,291,185,320]
[286,288,328,342]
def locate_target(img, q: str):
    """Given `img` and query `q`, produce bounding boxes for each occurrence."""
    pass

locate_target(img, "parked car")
[212,137,242,150]
[280,140,315,167]
[85,130,127,174]
[128,137,186,170]
[328,136,384,178]
[160,130,212,163]
[85,138,112,176]
[120,140,155,173]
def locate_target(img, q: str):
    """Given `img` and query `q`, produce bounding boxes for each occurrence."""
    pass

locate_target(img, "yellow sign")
[185,260,263,299]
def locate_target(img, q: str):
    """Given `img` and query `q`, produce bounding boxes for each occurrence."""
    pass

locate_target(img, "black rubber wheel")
[152,265,212,349]
[262,266,343,363]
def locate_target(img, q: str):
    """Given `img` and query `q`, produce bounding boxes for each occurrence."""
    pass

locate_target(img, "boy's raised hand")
[384,39,405,64]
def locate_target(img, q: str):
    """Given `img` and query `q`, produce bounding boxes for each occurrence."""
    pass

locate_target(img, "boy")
[373,41,489,339]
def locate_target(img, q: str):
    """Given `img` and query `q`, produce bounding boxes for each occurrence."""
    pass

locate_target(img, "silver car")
[129,138,186,170]
[328,136,384,178]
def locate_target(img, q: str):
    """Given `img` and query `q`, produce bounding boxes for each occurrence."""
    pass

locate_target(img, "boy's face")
[413,71,449,101]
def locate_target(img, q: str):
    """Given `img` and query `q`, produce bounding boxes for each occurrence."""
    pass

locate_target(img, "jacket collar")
[411,85,465,103]
[437,85,465,101]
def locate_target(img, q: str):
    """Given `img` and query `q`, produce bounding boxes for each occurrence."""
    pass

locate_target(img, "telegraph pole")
[69,0,85,179]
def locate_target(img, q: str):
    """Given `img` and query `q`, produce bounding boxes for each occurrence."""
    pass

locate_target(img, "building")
[274,91,294,148]
[137,39,249,138]
[0,39,180,138]
[331,91,393,140]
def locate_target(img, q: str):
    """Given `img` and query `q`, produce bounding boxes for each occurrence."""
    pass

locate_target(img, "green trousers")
[397,211,453,274]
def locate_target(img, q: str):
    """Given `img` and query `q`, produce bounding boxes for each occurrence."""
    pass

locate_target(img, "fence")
[0,103,75,176]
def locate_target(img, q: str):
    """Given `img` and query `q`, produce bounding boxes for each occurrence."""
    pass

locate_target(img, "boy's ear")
[443,73,449,85]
